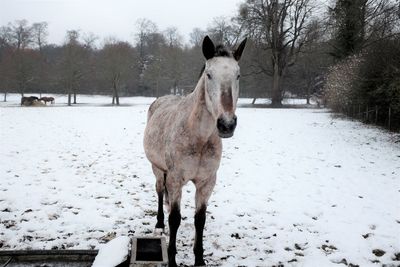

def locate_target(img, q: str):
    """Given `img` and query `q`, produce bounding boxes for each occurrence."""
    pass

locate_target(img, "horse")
[143,36,247,266]
[21,96,39,106]
[40,96,55,104]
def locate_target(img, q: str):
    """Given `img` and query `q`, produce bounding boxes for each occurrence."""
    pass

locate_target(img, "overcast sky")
[0,0,243,45]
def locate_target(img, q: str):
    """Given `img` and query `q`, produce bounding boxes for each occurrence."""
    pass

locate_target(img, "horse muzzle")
[217,115,237,138]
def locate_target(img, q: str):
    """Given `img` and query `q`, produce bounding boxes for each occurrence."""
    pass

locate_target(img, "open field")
[1,95,399,266]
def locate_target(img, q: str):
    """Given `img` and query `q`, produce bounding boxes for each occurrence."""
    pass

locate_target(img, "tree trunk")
[112,79,120,105]
[114,86,120,105]
[20,81,26,97]
[3,92,7,102]
[271,64,283,107]
[68,92,72,106]
[73,89,77,104]
[173,80,177,95]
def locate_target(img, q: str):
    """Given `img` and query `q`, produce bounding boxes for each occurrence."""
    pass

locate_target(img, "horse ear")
[234,38,247,61]
[202,35,215,60]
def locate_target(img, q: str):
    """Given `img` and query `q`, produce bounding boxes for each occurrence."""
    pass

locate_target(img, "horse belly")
[143,122,168,171]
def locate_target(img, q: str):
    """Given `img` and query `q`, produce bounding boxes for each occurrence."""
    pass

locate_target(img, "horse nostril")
[217,116,237,138]
[217,118,228,132]
[217,116,237,134]
[228,119,237,132]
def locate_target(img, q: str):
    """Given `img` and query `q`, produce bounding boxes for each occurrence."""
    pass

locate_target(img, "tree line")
[0,0,399,126]
[324,0,400,130]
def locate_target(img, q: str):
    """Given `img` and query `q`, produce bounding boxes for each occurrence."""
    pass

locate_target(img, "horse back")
[147,95,182,122]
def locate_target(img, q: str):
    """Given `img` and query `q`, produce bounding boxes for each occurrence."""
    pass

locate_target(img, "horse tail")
[163,172,169,207]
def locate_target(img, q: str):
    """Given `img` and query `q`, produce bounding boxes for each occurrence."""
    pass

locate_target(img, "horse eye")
[206,73,212,79]
[237,74,241,80]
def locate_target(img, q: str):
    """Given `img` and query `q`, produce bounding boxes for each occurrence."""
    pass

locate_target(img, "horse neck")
[187,75,217,142]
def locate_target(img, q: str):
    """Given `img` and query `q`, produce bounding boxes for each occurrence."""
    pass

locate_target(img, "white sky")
[0,0,243,45]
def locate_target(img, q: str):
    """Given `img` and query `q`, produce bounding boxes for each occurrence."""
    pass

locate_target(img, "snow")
[92,236,130,267]
[237,97,315,106]
[1,94,399,266]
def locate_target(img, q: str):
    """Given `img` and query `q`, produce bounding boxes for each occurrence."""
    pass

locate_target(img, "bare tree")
[98,39,135,105]
[4,20,36,96]
[31,22,48,52]
[82,32,98,49]
[189,28,207,47]
[31,22,49,97]
[135,18,158,91]
[164,27,183,47]
[0,27,13,101]
[59,30,88,105]
[239,0,316,107]
[140,32,167,96]
[8,20,33,50]
[207,16,243,47]
[163,27,184,95]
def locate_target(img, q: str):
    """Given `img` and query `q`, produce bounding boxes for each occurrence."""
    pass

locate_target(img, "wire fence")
[343,104,398,131]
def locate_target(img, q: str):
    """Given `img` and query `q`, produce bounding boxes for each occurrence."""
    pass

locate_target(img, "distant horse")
[40,96,55,104]
[143,36,247,266]
[21,96,39,106]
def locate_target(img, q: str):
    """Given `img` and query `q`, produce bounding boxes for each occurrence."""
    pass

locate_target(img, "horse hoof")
[194,260,206,266]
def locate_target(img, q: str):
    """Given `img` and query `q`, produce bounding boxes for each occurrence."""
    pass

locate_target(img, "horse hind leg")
[163,177,170,212]
[152,165,166,231]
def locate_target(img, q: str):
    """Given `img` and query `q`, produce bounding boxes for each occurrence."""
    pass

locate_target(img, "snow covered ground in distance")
[1,94,399,266]
[0,93,313,107]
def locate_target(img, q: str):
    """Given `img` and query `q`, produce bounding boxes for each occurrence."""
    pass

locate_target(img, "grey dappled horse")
[143,35,247,266]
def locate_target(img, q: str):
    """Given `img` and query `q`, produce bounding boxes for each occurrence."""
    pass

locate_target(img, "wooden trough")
[0,250,101,267]
[0,237,168,267]
[130,237,168,267]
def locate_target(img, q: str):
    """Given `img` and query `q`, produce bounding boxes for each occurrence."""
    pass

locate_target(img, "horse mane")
[214,44,233,58]
[198,44,233,78]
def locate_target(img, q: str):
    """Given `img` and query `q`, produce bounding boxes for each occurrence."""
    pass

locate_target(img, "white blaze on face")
[204,57,240,121]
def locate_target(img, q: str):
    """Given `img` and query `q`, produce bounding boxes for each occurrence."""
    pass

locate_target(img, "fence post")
[388,106,391,130]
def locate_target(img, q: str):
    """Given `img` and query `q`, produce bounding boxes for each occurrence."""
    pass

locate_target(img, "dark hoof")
[195,259,206,266]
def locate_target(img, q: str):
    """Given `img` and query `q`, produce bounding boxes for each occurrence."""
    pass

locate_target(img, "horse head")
[201,35,247,138]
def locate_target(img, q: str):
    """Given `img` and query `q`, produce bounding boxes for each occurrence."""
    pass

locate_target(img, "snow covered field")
[1,95,399,266]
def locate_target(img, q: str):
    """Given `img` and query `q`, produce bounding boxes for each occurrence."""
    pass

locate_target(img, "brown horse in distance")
[40,96,55,104]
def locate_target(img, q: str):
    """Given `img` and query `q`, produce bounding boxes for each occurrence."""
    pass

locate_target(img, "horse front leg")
[194,175,216,266]
[194,204,207,266]
[166,179,182,267]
